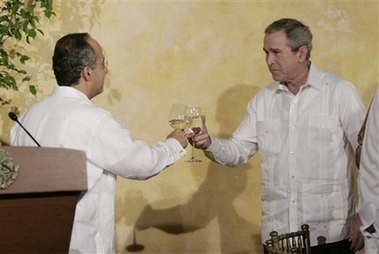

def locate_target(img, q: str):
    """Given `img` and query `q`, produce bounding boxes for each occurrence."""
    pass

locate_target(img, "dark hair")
[264,18,313,60]
[52,33,97,86]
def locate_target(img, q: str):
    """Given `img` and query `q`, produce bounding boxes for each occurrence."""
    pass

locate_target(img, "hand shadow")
[121,85,262,253]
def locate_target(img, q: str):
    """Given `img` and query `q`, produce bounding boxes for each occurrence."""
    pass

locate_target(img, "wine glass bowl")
[168,104,188,130]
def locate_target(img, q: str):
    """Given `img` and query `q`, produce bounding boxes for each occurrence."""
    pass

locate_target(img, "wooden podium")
[0,147,87,254]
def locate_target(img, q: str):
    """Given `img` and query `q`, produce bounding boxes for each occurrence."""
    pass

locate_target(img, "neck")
[283,64,310,95]
[72,84,93,99]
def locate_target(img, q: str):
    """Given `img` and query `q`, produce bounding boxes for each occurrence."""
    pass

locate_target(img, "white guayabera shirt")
[204,64,366,246]
[358,86,379,254]
[11,86,186,254]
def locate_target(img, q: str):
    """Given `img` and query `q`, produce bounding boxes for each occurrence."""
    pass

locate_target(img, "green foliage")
[0,0,55,97]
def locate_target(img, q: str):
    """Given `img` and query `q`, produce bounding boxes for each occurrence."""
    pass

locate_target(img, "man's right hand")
[193,115,211,150]
[167,129,188,148]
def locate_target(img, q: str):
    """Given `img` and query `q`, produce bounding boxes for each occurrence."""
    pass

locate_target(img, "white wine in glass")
[168,104,188,129]
[186,106,202,163]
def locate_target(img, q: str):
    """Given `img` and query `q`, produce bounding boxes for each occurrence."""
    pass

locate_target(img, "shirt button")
[291,151,295,154]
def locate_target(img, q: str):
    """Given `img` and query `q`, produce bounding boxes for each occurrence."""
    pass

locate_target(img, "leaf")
[17,69,27,74]
[1,0,54,96]
[13,29,22,40]
[19,54,30,64]
[9,76,18,90]
[27,29,37,39]
[37,28,44,35]
[0,16,8,22]
[22,76,32,82]
[29,85,37,95]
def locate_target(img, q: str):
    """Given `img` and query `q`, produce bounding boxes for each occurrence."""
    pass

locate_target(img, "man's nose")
[266,53,275,66]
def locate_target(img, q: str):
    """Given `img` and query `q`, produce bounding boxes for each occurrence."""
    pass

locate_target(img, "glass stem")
[191,137,196,158]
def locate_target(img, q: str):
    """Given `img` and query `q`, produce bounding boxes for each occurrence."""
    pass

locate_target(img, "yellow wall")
[1,1,378,253]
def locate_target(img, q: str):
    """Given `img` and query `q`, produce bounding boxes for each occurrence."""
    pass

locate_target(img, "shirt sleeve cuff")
[359,203,379,238]
[203,136,221,161]
[165,138,186,158]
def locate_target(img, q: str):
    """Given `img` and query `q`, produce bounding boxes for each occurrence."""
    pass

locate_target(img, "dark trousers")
[263,239,355,254]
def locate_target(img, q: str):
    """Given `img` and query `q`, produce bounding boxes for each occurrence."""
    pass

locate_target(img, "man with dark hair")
[11,33,188,253]
[194,18,366,253]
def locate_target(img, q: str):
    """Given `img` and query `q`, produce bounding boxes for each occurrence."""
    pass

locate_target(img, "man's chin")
[271,75,282,82]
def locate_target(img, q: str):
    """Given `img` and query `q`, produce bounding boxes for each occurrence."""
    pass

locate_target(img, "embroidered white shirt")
[11,86,186,254]
[204,64,366,246]
[358,86,379,253]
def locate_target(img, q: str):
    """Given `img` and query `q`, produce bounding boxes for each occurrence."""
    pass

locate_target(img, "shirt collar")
[306,63,323,91]
[52,86,91,102]
[274,63,323,92]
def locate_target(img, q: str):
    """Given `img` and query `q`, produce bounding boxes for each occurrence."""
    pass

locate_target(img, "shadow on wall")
[118,84,262,253]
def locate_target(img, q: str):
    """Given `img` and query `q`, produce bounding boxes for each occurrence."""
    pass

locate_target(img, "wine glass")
[168,104,188,130]
[186,106,202,163]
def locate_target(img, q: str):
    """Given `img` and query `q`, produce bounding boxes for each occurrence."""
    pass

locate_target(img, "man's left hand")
[349,213,364,251]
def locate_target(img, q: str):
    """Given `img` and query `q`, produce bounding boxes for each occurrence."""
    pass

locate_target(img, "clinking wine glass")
[168,104,188,130]
[186,106,202,163]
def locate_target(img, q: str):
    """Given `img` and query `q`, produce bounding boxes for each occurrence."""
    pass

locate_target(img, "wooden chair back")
[265,224,312,254]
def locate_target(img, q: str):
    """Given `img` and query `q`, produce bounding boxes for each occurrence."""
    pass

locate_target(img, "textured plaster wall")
[0,1,378,254]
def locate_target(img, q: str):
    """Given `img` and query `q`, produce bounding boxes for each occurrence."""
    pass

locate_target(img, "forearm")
[203,136,257,167]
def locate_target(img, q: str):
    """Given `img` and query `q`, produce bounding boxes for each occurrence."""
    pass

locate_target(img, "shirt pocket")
[308,115,340,150]
[257,119,281,157]
[261,186,288,229]
[301,182,344,223]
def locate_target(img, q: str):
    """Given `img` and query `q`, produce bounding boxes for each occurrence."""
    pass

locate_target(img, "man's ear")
[297,45,308,62]
[82,66,92,81]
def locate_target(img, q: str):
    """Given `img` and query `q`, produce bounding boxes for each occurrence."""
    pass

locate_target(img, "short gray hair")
[265,18,313,61]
